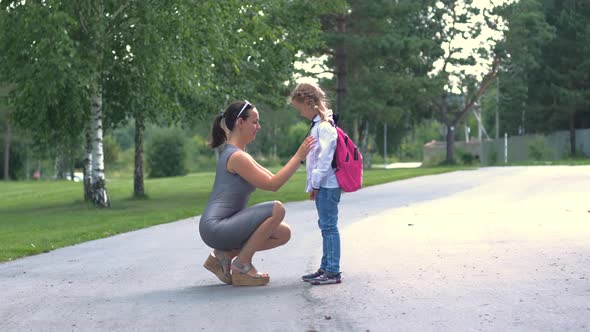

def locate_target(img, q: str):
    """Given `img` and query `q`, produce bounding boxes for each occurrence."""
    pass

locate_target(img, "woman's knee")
[281,223,291,242]
[274,223,291,245]
[272,201,286,221]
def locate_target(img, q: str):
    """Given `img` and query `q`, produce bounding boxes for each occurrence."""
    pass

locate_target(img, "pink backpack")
[331,124,363,192]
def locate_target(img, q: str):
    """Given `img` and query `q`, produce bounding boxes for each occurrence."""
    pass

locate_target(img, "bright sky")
[294,0,513,86]
[436,0,512,77]
[293,54,331,84]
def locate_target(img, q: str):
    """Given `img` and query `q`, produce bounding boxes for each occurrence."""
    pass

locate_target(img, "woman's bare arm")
[251,158,274,177]
[228,136,314,192]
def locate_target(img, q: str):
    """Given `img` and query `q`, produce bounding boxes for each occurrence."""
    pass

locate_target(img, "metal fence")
[423,128,590,165]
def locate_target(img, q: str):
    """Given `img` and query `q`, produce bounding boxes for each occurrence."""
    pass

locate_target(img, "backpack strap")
[312,117,339,170]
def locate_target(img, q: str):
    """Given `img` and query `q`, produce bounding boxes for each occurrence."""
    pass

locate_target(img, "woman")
[199,100,314,286]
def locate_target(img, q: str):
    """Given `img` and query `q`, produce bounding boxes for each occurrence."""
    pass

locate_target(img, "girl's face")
[237,108,261,141]
[291,99,315,121]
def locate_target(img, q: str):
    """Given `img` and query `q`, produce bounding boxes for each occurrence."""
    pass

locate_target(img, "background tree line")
[0,0,346,206]
[1,0,588,207]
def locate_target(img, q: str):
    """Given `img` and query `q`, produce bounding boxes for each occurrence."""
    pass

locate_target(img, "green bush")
[111,124,135,150]
[186,134,216,172]
[528,136,547,161]
[189,154,217,172]
[400,141,423,161]
[107,148,134,178]
[278,122,309,158]
[488,148,498,165]
[146,128,187,178]
[103,135,121,165]
[456,148,478,165]
[189,134,209,155]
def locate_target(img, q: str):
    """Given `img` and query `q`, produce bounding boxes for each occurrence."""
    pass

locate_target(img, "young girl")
[290,83,342,285]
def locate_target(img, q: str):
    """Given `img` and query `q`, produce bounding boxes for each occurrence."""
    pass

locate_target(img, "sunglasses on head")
[236,100,250,123]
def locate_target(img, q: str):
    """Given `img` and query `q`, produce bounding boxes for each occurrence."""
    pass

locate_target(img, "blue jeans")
[315,187,341,273]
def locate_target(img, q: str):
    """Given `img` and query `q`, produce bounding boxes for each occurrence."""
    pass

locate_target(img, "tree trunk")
[362,120,371,169]
[69,148,75,182]
[54,149,65,180]
[569,112,576,156]
[495,76,500,139]
[352,117,359,145]
[3,121,11,180]
[25,148,30,180]
[90,86,110,207]
[445,124,455,163]
[134,114,145,197]
[383,124,387,165]
[335,13,348,115]
[357,119,370,168]
[83,125,93,201]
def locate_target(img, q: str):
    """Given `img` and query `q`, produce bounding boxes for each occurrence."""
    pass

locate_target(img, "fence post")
[504,133,508,164]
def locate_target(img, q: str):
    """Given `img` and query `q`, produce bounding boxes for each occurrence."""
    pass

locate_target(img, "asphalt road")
[1,166,589,331]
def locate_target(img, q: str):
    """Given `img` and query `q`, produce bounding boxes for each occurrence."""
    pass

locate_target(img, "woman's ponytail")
[209,100,252,148]
[209,114,227,148]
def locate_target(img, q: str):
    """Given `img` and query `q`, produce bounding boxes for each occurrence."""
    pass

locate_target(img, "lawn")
[505,158,590,166]
[0,166,463,262]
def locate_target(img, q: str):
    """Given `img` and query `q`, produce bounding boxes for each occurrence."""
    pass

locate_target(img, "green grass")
[502,158,590,166]
[0,166,463,262]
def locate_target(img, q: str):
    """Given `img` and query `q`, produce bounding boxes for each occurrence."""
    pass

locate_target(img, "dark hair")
[209,100,254,148]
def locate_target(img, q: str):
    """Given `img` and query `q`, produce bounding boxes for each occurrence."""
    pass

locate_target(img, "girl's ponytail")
[209,114,226,148]
[315,105,329,122]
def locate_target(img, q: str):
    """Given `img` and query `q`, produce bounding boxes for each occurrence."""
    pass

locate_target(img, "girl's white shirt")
[305,113,339,192]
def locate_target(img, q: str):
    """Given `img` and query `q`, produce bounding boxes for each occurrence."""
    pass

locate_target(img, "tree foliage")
[430,1,500,162]
[0,0,339,197]
[0,2,88,151]
[319,0,442,160]
[146,128,187,178]
[499,0,590,155]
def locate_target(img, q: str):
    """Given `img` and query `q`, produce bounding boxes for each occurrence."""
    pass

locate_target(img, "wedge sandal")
[231,261,269,286]
[203,252,232,285]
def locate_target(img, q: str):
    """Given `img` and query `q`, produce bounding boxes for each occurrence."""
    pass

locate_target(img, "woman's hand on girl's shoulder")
[296,136,316,160]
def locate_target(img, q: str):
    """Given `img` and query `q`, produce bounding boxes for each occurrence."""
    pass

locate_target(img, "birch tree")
[100,0,341,197]
[1,0,343,199]
[0,1,160,204]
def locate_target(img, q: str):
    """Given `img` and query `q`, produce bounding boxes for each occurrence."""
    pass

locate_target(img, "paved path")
[1,166,589,331]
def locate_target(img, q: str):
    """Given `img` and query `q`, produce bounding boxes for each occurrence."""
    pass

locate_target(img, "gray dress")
[199,144,275,250]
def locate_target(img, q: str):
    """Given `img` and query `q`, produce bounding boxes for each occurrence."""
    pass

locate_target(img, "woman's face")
[238,108,261,141]
[291,99,315,120]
